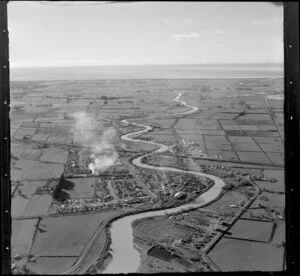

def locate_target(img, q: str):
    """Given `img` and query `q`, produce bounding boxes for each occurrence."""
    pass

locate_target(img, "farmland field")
[11,196,32,218]
[30,211,118,257]
[10,76,285,273]
[26,257,78,274]
[23,194,53,217]
[11,219,37,257]
[224,220,273,242]
[64,178,95,199]
[208,238,284,271]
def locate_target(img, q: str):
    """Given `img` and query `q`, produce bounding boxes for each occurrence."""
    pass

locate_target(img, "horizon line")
[10,62,284,69]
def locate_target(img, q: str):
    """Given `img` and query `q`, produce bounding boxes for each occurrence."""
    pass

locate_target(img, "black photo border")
[1,1,299,274]
[283,1,299,273]
[1,1,11,275]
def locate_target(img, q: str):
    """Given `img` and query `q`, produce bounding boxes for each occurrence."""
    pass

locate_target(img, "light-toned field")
[25,161,56,180]
[64,177,95,199]
[174,118,198,130]
[12,159,64,181]
[255,169,285,193]
[207,150,239,161]
[39,148,68,164]
[11,195,31,217]
[205,141,232,150]
[133,215,202,245]
[11,219,37,257]
[236,151,272,164]
[30,211,117,257]
[178,133,205,144]
[20,146,42,160]
[18,180,46,195]
[26,257,77,274]
[138,254,189,273]
[11,142,27,159]
[32,133,51,143]
[266,152,284,166]
[225,220,273,242]
[241,208,273,221]
[147,155,192,171]
[208,238,284,271]
[147,134,177,143]
[72,228,109,274]
[146,119,175,128]
[51,163,65,178]
[23,194,53,217]
[250,191,285,209]
[205,190,247,214]
[11,160,36,181]
[10,78,284,272]
[121,140,158,152]
[272,220,285,244]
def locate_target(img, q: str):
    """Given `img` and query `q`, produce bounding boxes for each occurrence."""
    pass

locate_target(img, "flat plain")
[10,78,284,273]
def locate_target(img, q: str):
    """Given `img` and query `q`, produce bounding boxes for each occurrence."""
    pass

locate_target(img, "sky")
[8,1,284,67]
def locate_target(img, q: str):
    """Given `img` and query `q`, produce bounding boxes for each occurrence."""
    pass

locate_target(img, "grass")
[208,238,284,271]
[10,77,284,273]
[11,219,37,257]
[30,211,118,257]
[26,257,78,274]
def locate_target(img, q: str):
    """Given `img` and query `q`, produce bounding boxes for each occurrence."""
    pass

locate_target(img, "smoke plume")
[71,111,118,174]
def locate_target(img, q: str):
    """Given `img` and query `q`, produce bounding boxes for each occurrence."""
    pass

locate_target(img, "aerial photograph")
[8,1,285,274]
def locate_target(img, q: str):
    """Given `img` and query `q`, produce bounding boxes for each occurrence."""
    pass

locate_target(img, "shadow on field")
[52,175,74,202]
[53,188,70,202]
[60,178,75,190]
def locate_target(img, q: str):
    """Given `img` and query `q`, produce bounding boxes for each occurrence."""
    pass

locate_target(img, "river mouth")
[101,93,225,274]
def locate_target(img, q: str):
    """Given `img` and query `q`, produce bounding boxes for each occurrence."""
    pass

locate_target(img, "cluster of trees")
[52,174,74,202]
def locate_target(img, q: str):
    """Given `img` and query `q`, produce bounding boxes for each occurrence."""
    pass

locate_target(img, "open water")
[10,63,283,81]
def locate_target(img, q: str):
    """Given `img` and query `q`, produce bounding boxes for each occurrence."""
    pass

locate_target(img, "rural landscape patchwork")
[10,77,285,273]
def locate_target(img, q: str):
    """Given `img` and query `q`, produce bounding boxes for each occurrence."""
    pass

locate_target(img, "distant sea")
[10,63,284,81]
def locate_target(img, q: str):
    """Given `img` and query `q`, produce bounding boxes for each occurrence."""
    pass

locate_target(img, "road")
[62,93,253,274]
[101,94,226,274]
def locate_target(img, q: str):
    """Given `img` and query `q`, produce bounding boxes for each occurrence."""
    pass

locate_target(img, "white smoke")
[71,111,118,174]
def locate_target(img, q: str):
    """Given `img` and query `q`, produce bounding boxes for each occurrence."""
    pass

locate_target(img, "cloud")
[106,1,140,3]
[182,18,193,24]
[10,57,167,68]
[38,1,141,6]
[201,29,224,35]
[10,59,106,68]
[251,19,269,25]
[207,44,224,48]
[163,18,169,23]
[172,32,200,41]
[171,29,223,41]
[214,29,223,34]
[251,17,282,25]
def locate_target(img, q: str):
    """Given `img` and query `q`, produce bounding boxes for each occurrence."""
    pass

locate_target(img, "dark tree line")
[52,174,74,202]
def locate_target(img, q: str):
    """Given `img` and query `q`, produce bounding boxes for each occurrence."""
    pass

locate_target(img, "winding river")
[102,93,225,274]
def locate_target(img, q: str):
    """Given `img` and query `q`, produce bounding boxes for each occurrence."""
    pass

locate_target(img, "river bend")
[102,94,225,274]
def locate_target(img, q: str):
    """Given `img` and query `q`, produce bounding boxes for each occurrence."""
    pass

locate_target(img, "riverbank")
[100,93,225,274]
[62,92,225,274]
[90,186,216,273]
